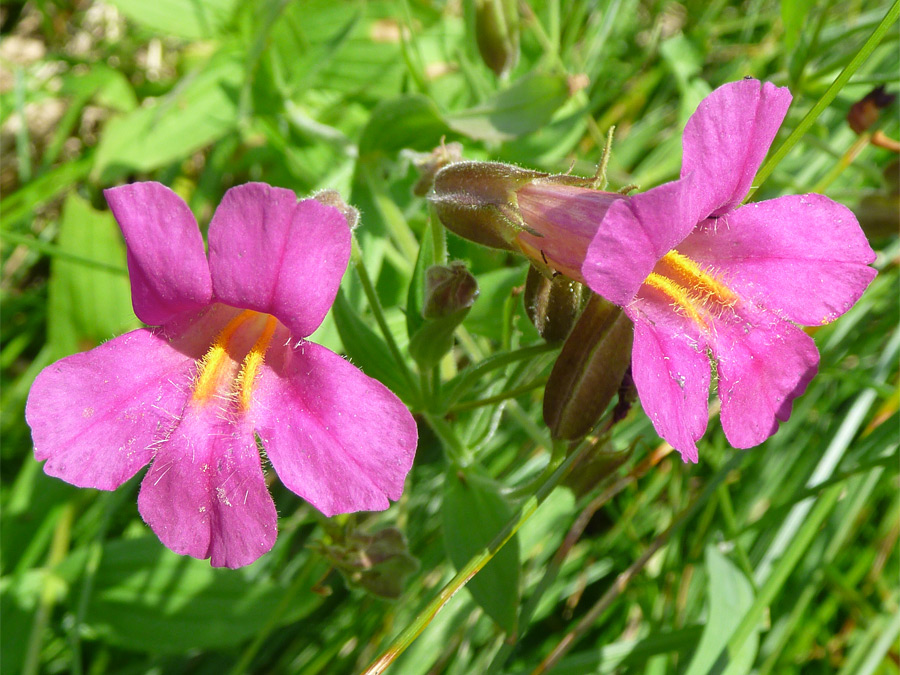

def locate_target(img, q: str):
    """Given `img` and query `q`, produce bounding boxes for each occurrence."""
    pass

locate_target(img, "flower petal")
[678,195,877,326]
[26,328,196,490]
[105,183,212,326]
[208,183,351,338]
[680,79,792,218]
[583,177,700,305]
[138,403,277,568]
[251,341,417,517]
[626,294,711,462]
[516,184,625,282]
[712,307,819,449]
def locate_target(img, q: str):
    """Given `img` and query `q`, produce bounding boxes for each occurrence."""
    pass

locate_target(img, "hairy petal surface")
[105,183,213,326]
[678,195,877,326]
[680,79,792,218]
[26,328,196,490]
[626,293,711,462]
[209,183,351,338]
[712,307,819,449]
[138,403,277,569]
[584,178,700,305]
[252,341,418,517]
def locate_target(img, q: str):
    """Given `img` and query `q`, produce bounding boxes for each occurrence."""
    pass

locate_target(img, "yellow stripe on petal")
[238,315,278,411]
[193,310,258,404]
[643,272,709,330]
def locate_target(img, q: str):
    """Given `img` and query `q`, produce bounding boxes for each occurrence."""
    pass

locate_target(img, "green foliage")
[1,0,897,674]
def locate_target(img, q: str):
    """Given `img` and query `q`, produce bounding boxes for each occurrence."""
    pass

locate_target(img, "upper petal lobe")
[680,79,792,218]
[678,195,877,326]
[584,177,701,305]
[26,328,197,490]
[251,341,417,517]
[105,183,213,326]
[138,402,277,569]
[208,183,351,338]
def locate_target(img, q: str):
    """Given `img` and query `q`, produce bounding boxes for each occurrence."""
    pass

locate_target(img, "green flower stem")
[359,435,596,675]
[449,375,549,414]
[349,236,422,405]
[423,412,471,466]
[502,438,569,500]
[747,0,900,199]
[361,165,421,262]
[442,342,559,410]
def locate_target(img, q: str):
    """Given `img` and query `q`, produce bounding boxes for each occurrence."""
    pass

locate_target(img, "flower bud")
[474,0,520,77]
[523,264,586,343]
[423,261,479,318]
[314,189,359,229]
[543,294,633,440]
[410,262,479,368]
[847,85,895,134]
[430,161,626,283]
[408,142,465,197]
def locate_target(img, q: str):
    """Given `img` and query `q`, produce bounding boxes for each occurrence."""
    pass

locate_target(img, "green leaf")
[359,95,449,157]
[446,73,572,142]
[92,50,242,182]
[107,0,238,40]
[781,0,816,51]
[56,537,322,653]
[331,288,413,404]
[684,546,758,675]
[409,308,469,369]
[47,194,136,358]
[442,468,520,633]
[406,228,436,339]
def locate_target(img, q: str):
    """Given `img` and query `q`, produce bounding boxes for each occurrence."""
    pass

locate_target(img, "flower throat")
[643,250,738,330]
[192,310,278,410]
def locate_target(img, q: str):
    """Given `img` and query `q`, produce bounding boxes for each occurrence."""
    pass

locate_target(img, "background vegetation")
[1,1,897,673]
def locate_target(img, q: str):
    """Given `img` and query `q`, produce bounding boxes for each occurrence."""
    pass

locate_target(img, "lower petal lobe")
[712,306,819,449]
[252,341,417,517]
[138,402,277,569]
[26,328,196,490]
[627,302,711,462]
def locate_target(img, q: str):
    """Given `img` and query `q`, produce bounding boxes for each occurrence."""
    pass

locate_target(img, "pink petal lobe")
[680,79,792,218]
[516,184,625,282]
[209,183,351,339]
[678,195,877,326]
[252,341,417,517]
[138,403,277,569]
[626,293,711,462]
[583,177,700,306]
[26,328,196,490]
[104,183,212,326]
[712,307,819,449]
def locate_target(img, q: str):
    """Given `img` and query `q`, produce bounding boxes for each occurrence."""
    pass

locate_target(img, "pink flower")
[582,79,877,461]
[26,182,417,568]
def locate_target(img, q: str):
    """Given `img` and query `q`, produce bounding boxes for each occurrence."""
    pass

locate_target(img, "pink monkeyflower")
[579,79,877,460]
[26,182,418,568]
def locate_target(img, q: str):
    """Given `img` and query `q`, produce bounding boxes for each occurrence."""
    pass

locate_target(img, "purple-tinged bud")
[409,142,465,196]
[410,262,479,368]
[524,265,586,343]
[474,0,520,78]
[429,161,626,282]
[543,294,633,440]
[423,261,479,319]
